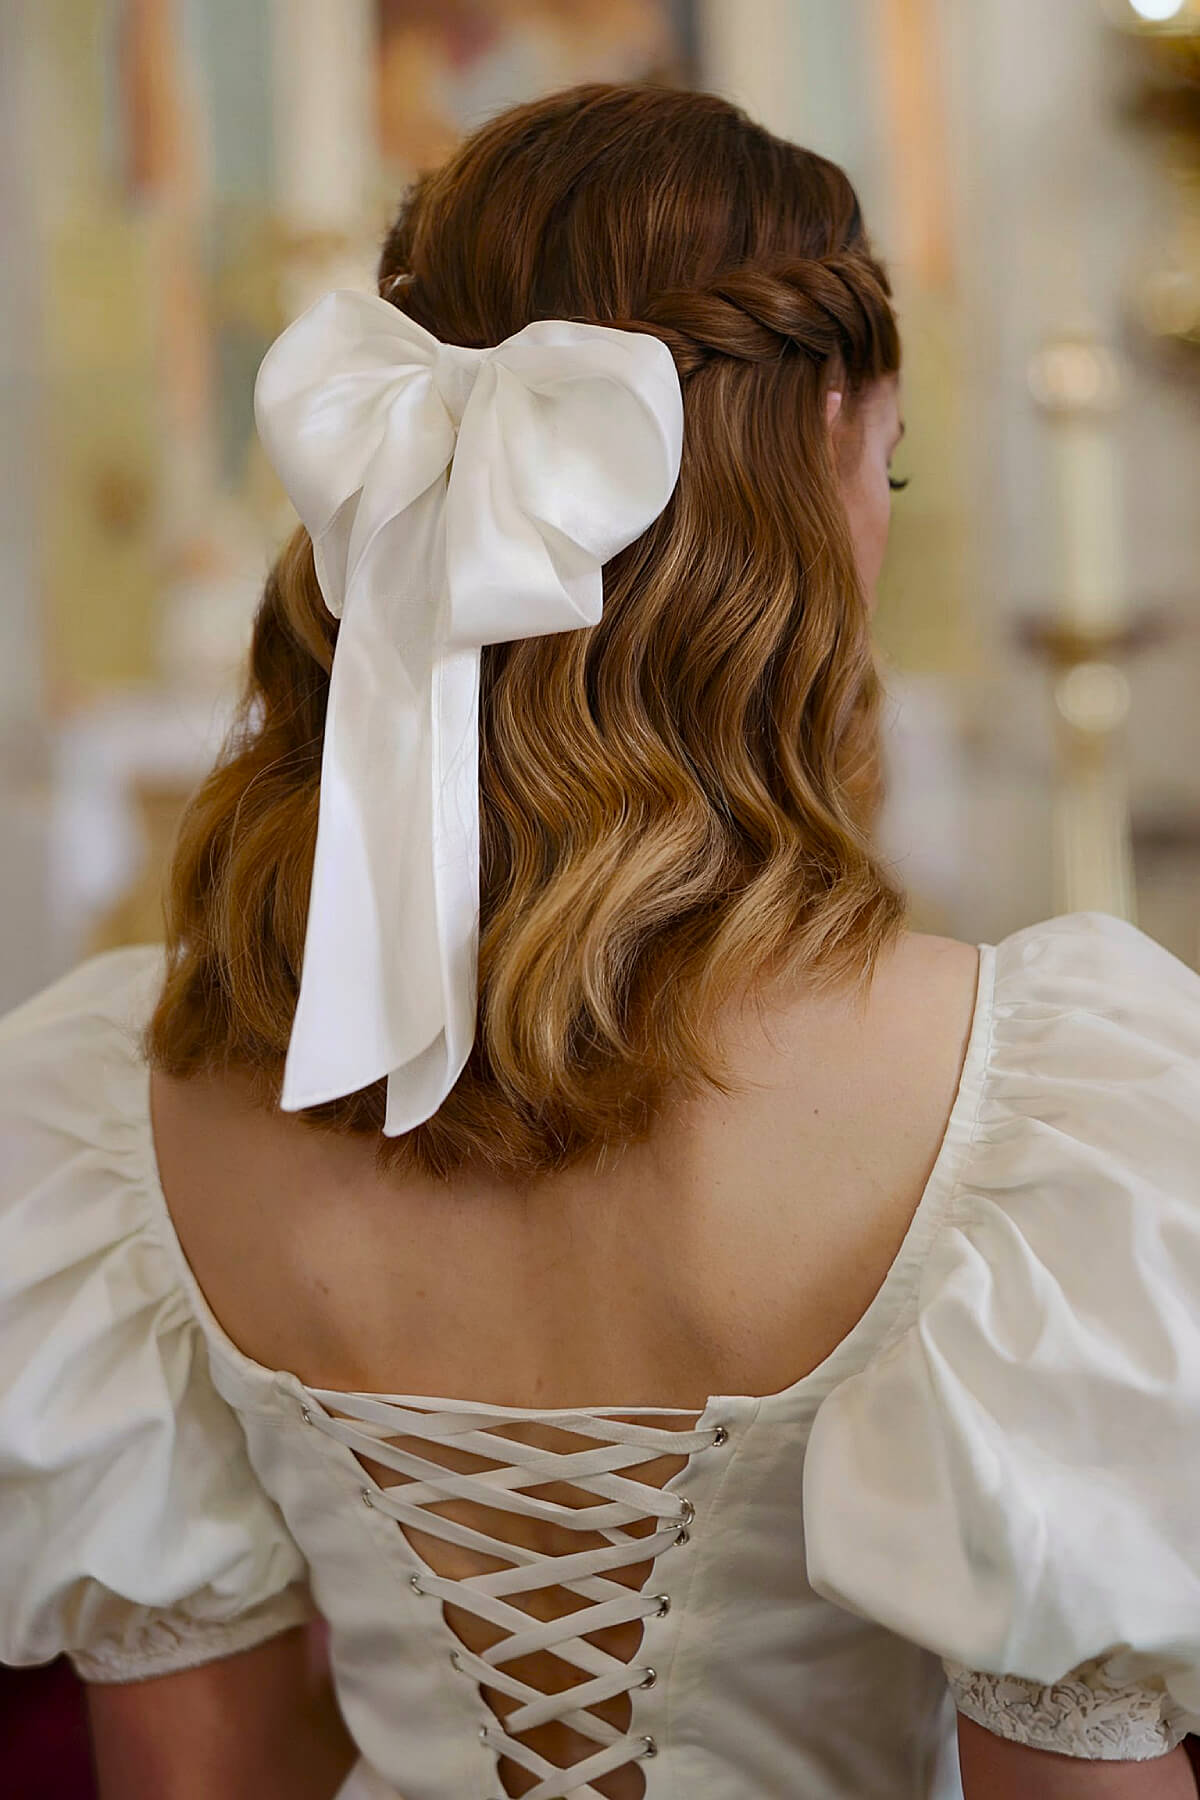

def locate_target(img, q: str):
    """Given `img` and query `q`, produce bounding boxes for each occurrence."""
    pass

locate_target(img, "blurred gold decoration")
[1025,326,1148,920]
[1107,0,1199,72]
[122,0,220,546]
[121,0,188,194]
[876,0,955,290]
[1132,809,1200,969]
[1023,311,1193,923]
[91,464,152,540]
[1027,327,1125,634]
[43,209,161,701]
[1106,0,1200,366]
[1050,655,1136,919]
[870,0,973,683]
[208,206,289,341]
[1016,604,1190,941]
[1016,616,1153,922]
[86,779,190,954]
[1136,258,1200,346]
[268,0,380,320]
[1027,332,1123,416]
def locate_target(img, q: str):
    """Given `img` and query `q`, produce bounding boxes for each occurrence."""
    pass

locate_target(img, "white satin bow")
[253,289,685,1134]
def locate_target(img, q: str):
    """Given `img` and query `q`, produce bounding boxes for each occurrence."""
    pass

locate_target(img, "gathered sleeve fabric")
[802,910,1200,1760]
[0,947,317,1683]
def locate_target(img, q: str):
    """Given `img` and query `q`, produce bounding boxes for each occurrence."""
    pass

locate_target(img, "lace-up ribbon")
[301,1388,723,1799]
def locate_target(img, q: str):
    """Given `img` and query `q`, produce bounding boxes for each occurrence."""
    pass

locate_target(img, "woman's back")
[139,928,980,1798]
[7,912,1200,1800]
[148,929,980,1413]
[7,75,1200,1800]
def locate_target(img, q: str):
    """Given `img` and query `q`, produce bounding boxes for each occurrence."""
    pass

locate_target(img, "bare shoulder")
[882,927,981,986]
[814,929,984,1175]
[689,926,983,1157]
[148,924,990,1402]
[859,929,982,1059]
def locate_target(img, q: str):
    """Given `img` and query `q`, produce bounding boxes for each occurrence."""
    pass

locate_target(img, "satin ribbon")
[253,289,685,1133]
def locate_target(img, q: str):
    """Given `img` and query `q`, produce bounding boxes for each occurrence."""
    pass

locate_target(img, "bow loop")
[253,288,685,1132]
[443,323,686,652]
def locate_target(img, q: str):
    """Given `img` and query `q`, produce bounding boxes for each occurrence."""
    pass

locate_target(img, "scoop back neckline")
[129,939,998,1419]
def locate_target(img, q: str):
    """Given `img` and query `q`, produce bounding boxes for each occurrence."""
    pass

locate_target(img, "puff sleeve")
[0,947,318,1682]
[802,910,1200,1760]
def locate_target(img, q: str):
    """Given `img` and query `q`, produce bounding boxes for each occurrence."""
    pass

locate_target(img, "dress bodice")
[4,911,1200,1798]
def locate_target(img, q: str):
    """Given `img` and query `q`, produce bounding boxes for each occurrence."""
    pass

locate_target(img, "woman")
[2,81,1200,1800]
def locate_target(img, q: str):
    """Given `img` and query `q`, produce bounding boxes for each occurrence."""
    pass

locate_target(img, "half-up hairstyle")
[147,81,908,1183]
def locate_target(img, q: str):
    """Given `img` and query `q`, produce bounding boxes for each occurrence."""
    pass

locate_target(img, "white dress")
[3,909,1200,1800]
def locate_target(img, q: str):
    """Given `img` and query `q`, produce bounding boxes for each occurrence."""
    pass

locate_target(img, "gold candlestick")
[1104,0,1200,369]
[1015,612,1176,920]
[1025,325,1140,919]
[1028,329,1126,633]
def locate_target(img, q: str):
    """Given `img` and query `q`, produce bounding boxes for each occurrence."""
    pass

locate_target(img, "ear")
[825,387,844,427]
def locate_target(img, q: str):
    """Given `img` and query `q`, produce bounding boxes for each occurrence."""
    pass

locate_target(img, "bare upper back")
[149,929,981,1411]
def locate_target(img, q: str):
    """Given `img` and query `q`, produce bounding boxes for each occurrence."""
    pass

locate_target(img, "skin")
[956,1715,1200,1799]
[85,1628,357,1800]
[826,372,905,602]
[83,374,1197,1800]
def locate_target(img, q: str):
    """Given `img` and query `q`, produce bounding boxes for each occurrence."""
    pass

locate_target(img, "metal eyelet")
[299,1406,313,1425]
[641,1734,658,1758]
[653,1593,670,1617]
[478,1722,490,1742]
[638,1666,657,1688]
[674,1526,691,1545]
[409,1573,425,1595]
[449,1649,462,1671]
[711,1424,729,1446]
[673,1496,695,1542]
[360,1488,374,1507]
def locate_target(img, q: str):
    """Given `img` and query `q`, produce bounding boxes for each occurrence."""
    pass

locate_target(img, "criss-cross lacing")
[301,1389,726,1799]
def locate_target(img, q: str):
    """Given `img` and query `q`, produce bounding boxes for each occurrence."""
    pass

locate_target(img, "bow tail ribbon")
[280,488,479,1132]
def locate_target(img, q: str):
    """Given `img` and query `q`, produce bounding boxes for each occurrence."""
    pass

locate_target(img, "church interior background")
[1,0,1199,1787]
[2,0,1200,1018]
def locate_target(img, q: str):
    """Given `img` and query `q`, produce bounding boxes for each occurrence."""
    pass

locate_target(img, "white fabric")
[2,911,1200,1797]
[304,1389,721,1800]
[801,910,1200,1747]
[0,951,315,1682]
[253,290,685,1135]
[942,1654,1192,1761]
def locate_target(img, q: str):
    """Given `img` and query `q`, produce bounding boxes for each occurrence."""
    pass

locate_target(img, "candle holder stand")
[1014,610,1177,921]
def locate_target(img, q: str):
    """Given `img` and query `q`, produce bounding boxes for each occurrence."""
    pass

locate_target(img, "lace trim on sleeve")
[942,1652,1192,1761]
[70,1582,317,1684]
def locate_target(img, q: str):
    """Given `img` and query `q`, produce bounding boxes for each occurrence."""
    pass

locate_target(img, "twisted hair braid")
[386,252,897,384]
[616,253,898,380]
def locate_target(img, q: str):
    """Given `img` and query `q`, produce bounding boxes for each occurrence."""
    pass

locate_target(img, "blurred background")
[1,2,1199,1788]
[2,0,1199,1021]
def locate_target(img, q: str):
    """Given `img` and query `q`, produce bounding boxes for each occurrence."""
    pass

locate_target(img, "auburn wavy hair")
[146,80,908,1183]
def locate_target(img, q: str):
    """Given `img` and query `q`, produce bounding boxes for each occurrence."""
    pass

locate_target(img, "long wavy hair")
[146,81,908,1183]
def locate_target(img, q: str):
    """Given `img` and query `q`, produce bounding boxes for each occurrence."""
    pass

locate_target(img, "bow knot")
[254,289,684,1134]
[431,340,487,429]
